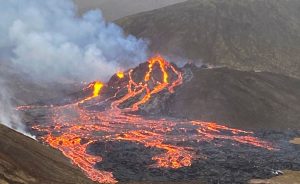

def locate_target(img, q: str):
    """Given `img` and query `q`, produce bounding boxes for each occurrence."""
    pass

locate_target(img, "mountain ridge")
[74,0,186,20]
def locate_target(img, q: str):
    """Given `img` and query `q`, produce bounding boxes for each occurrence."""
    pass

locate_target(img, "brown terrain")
[0,124,96,184]
[249,170,300,184]
[290,138,300,145]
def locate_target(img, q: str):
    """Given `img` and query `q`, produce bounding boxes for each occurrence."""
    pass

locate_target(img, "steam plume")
[0,0,148,82]
[0,79,35,138]
[0,80,20,128]
[0,0,148,135]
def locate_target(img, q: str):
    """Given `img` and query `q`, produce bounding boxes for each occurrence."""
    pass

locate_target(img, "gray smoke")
[0,80,20,128]
[0,79,35,138]
[0,0,148,82]
[0,0,148,135]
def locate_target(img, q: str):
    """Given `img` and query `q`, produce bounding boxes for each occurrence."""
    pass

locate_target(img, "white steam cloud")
[0,0,148,135]
[0,79,21,129]
[0,0,148,82]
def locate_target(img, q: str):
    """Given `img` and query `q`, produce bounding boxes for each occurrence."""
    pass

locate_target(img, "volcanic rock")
[86,129,300,183]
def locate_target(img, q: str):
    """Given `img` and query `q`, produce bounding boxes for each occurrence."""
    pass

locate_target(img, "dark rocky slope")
[167,67,300,130]
[0,124,96,184]
[74,0,186,20]
[117,0,300,79]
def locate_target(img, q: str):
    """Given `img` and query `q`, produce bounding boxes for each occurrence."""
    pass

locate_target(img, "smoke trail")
[0,80,20,128]
[0,0,148,82]
[0,79,35,138]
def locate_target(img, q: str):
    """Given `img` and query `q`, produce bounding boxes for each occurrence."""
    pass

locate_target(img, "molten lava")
[20,55,275,183]
[93,82,104,97]
[116,71,124,79]
[79,81,104,104]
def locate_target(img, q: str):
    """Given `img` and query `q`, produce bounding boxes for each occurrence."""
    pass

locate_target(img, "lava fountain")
[20,55,274,183]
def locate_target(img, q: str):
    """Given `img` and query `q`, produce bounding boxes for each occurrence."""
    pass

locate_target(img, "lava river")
[19,56,275,183]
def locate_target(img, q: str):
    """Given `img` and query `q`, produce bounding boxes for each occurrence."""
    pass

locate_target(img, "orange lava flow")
[21,55,275,184]
[116,71,124,79]
[79,81,104,104]
[93,82,104,97]
[115,130,195,168]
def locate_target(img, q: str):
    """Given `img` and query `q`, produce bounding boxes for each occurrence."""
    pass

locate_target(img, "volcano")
[18,56,300,183]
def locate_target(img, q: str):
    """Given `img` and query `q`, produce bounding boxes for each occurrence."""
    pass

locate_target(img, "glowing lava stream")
[24,55,274,184]
[116,71,124,79]
[78,81,104,104]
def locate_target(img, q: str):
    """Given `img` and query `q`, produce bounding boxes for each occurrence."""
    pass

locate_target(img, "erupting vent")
[20,56,274,183]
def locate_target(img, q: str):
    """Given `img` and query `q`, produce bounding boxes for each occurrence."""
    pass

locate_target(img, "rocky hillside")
[117,0,300,79]
[74,0,186,20]
[0,124,95,184]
